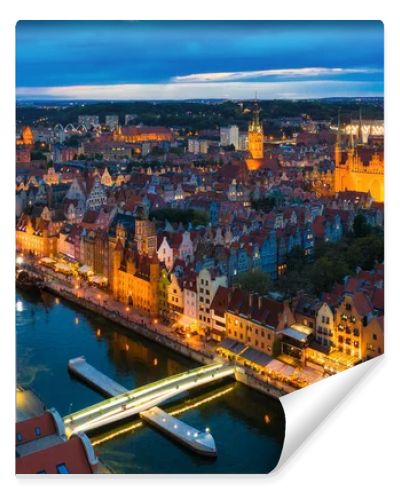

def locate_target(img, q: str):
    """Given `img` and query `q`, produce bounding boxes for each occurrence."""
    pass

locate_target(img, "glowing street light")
[16,255,24,265]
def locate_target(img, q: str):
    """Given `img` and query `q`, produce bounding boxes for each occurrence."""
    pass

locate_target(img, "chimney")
[258,295,262,310]
[249,293,253,308]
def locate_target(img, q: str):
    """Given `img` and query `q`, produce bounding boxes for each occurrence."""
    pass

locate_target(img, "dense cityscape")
[16,98,384,473]
[15,20,384,475]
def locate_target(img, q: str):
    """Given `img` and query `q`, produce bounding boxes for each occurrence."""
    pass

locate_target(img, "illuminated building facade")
[16,126,33,146]
[110,216,160,318]
[16,215,58,258]
[112,126,173,143]
[246,102,264,171]
[134,217,157,257]
[225,289,295,357]
[334,128,384,202]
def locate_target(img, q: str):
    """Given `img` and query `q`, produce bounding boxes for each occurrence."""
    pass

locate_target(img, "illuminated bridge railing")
[63,362,235,436]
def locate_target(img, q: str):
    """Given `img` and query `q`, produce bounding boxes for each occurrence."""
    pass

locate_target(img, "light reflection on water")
[16,289,286,474]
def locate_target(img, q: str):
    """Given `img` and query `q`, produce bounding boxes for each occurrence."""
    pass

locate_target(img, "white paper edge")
[274,356,383,471]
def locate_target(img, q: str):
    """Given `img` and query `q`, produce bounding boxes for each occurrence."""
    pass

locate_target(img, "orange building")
[110,219,160,319]
[334,130,384,202]
[16,126,33,146]
[16,215,58,258]
[112,126,172,143]
[246,102,264,171]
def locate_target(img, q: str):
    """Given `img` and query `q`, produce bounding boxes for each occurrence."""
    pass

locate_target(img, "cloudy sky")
[16,21,384,100]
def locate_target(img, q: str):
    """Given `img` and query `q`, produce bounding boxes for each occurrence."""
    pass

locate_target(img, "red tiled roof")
[371,287,384,311]
[352,292,374,316]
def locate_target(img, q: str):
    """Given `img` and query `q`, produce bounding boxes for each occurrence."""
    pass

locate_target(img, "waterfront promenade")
[19,260,297,398]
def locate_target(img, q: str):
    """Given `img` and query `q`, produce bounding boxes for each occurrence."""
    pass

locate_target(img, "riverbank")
[18,264,290,398]
[16,287,287,473]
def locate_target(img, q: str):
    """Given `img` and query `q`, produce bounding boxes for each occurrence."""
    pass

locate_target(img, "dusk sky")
[16,21,384,100]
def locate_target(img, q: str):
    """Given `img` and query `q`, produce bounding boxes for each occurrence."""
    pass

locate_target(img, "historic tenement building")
[16,214,58,258]
[110,215,160,318]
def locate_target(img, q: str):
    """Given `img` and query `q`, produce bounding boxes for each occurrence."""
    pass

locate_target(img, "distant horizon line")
[16,96,384,104]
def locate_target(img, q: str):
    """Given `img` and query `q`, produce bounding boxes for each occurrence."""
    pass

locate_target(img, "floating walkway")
[65,357,232,455]
[68,356,127,397]
[140,406,217,456]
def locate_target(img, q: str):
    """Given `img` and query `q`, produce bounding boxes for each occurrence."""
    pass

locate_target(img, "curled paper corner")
[272,356,383,473]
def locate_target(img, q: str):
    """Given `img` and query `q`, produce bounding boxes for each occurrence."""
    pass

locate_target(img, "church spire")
[348,124,355,161]
[251,97,261,130]
[358,107,363,145]
[335,110,341,167]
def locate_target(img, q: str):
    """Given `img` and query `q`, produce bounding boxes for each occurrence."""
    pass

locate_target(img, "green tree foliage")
[352,213,372,238]
[150,208,209,226]
[251,196,276,213]
[235,269,272,295]
[274,231,383,298]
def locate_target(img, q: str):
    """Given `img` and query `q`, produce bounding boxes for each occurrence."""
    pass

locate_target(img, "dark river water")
[16,289,285,474]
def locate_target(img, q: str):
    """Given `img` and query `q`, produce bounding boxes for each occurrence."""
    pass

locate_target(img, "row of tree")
[234,214,383,298]
[150,208,209,227]
[17,99,383,131]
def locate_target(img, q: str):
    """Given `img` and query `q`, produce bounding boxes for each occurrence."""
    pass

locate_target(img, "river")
[16,288,285,474]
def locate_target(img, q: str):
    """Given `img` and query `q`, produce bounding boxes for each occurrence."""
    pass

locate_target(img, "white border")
[2,3,398,499]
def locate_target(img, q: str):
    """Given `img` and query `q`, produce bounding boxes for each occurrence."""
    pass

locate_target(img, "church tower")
[248,100,264,160]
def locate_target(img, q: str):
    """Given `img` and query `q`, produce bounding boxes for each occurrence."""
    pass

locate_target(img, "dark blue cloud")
[16,20,383,98]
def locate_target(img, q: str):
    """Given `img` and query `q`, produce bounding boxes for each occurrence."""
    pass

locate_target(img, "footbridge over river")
[63,363,235,436]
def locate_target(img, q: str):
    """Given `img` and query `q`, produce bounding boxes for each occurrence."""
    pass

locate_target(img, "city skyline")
[16,21,384,100]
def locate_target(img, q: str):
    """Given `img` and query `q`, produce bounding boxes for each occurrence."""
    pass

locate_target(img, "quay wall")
[18,267,288,399]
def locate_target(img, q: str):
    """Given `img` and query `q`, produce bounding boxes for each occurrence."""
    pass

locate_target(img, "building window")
[34,426,41,437]
[56,463,70,474]
[16,432,23,443]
